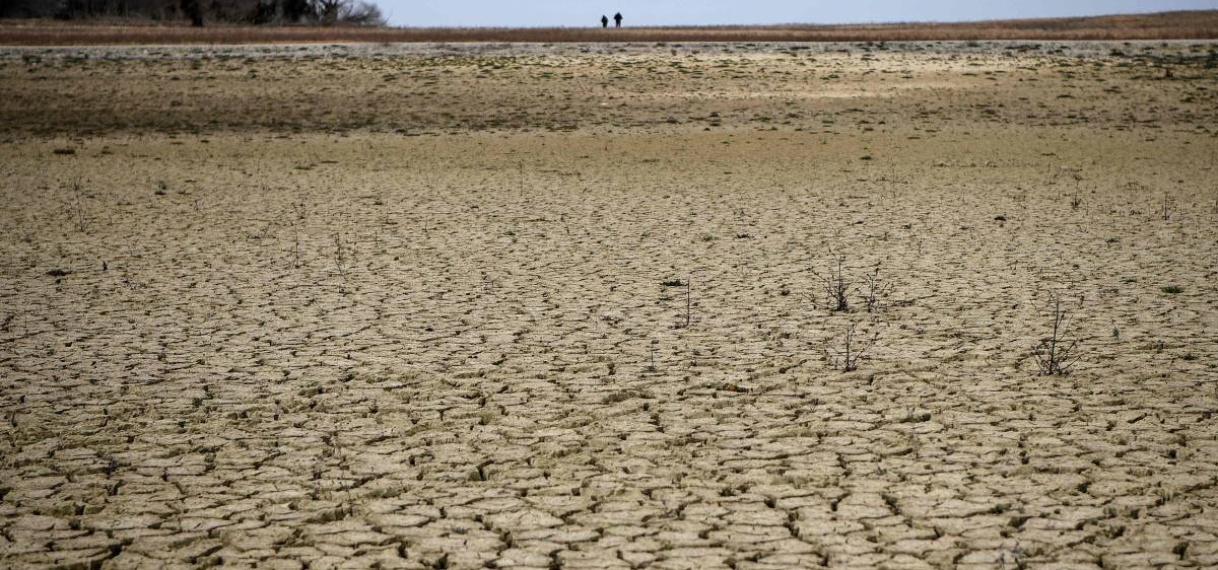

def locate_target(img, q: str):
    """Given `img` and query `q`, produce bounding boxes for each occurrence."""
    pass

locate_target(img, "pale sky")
[376,0,1218,27]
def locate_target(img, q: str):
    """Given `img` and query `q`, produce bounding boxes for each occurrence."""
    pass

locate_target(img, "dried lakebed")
[1,42,1217,569]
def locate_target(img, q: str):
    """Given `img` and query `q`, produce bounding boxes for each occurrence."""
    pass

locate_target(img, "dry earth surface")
[1,40,1218,569]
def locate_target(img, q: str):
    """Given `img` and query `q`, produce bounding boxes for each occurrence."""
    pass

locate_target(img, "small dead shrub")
[811,249,894,314]
[332,231,350,276]
[858,266,894,313]
[811,247,850,312]
[1032,290,1083,376]
[63,178,93,233]
[826,319,881,372]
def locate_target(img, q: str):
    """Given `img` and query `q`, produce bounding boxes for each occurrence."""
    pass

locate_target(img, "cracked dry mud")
[2,41,1218,569]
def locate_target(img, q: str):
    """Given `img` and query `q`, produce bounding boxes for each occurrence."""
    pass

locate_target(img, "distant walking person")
[601,15,609,28]
[613,12,622,28]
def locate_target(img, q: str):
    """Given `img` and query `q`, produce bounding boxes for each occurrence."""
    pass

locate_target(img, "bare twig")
[673,273,696,329]
[858,265,894,313]
[826,320,881,372]
[291,225,303,269]
[1032,290,1082,376]
[684,275,692,329]
[332,231,348,276]
[812,246,850,312]
[64,178,93,233]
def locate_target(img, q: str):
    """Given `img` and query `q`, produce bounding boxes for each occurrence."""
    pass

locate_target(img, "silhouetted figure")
[601,15,608,28]
[613,12,622,28]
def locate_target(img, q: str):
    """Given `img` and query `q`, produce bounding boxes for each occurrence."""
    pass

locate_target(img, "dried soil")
[1,41,1217,569]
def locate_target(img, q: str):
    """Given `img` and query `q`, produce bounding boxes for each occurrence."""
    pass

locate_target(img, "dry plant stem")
[859,266,894,313]
[828,320,880,372]
[291,226,302,269]
[66,178,91,233]
[812,247,851,312]
[684,276,692,329]
[1034,292,1081,376]
[333,232,348,276]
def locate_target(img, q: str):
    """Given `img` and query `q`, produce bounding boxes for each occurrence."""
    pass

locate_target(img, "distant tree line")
[0,0,385,26]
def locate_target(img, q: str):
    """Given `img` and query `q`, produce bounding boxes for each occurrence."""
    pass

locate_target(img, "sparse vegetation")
[0,0,385,26]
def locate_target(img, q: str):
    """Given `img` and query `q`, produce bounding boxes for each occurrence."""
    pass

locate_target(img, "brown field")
[2,39,1218,569]
[2,10,1218,45]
